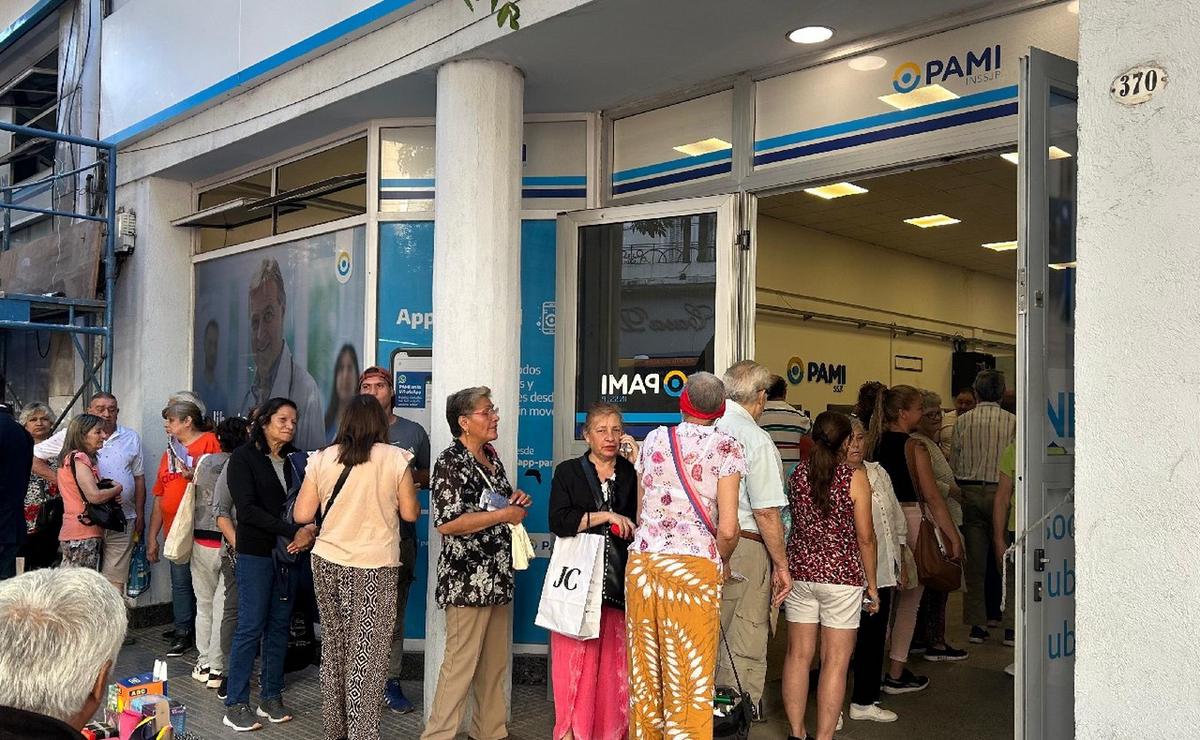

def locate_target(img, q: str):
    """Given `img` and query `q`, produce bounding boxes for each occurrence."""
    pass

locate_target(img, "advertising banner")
[376,219,558,645]
[192,226,367,451]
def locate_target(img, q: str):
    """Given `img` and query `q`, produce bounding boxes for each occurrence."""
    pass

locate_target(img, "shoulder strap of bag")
[317,465,353,527]
[70,453,99,504]
[668,426,716,536]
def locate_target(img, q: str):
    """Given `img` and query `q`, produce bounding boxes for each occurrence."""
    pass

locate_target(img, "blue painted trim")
[754,85,1018,153]
[522,175,586,186]
[613,149,732,183]
[0,0,66,56]
[613,161,732,195]
[522,188,586,199]
[105,0,422,144]
[575,412,680,423]
[11,179,51,204]
[380,190,435,200]
[381,178,435,188]
[753,102,1018,167]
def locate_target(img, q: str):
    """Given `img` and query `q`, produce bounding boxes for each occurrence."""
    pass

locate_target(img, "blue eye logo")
[335,249,352,284]
[663,370,688,397]
[786,357,804,385]
[892,61,922,93]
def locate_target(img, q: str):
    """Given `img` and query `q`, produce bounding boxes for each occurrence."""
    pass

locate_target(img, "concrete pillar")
[424,58,524,719]
[1076,1,1200,736]
[111,175,193,606]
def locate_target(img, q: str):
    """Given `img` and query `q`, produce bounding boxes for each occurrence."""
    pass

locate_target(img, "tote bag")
[164,454,208,564]
[535,532,605,640]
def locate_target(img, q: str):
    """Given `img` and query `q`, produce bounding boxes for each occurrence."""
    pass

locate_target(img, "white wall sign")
[1109,64,1167,105]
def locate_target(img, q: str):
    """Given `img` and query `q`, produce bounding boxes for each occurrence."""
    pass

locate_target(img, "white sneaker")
[849,703,898,723]
[191,662,209,682]
[837,712,844,730]
[1004,663,1016,677]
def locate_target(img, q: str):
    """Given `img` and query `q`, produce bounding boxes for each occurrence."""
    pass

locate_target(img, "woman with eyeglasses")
[421,387,531,740]
[910,390,967,662]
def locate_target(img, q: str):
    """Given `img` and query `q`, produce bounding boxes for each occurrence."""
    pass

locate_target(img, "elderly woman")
[547,403,638,740]
[421,387,531,740]
[847,416,907,724]
[910,390,967,662]
[626,372,745,739]
[18,403,59,570]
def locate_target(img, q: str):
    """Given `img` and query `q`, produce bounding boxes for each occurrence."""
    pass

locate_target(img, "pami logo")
[891,44,1003,93]
[601,370,687,398]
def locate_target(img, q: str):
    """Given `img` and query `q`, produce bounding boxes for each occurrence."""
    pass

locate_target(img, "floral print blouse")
[431,440,514,608]
[786,461,866,587]
[630,422,747,565]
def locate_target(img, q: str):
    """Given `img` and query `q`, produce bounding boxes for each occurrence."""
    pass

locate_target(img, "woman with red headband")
[625,372,746,738]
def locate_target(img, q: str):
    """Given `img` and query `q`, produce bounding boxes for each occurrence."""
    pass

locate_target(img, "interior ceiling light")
[981,240,1019,252]
[904,214,961,228]
[803,182,869,200]
[1067,1,1079,13]
[672,137,732,156]
[1000,146,1073,164]
[788,26,834,44]
[848,55,888,71]
[1049,260,1077,270]
[878,84,959,110]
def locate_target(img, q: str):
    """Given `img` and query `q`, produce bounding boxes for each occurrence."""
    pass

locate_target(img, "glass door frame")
[1017,47,1078,740]
[553,193,743,462]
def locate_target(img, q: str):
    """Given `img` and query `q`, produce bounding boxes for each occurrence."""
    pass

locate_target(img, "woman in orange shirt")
[147,399,220,657]
[58,414,123,569]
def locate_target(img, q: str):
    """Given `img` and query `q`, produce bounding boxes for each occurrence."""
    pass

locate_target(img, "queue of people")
[0,360,1018,739]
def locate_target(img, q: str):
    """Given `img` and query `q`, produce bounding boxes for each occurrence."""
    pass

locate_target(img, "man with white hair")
[714,360,792,720]
[0,567,127,738]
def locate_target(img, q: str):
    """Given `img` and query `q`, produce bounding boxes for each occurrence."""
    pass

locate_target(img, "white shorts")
[783,581,864,630]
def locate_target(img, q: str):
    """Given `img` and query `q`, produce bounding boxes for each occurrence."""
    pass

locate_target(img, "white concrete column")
[111,176,193,606]
[425,59,524,716]
[1076,1,1200,736]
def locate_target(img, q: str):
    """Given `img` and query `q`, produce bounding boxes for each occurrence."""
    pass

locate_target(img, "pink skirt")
[551,605,629,740]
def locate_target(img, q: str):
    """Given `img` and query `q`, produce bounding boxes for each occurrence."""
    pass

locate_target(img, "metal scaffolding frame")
[0,120,116,424]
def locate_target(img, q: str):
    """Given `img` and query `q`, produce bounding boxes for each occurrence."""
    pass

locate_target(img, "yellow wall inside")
[754,215,1017,415]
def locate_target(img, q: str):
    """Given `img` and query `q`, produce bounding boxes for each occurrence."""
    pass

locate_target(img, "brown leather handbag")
[913,506,962,592]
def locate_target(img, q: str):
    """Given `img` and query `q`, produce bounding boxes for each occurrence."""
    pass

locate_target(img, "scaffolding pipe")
[103,149,115,389]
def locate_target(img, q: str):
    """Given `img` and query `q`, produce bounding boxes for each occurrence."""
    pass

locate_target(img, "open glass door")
[1017,48,1077,740]
[554,195,743,460]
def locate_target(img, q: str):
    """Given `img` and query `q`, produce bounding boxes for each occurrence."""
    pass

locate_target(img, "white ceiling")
[758,153,1019,279]
[162,0,1011,180]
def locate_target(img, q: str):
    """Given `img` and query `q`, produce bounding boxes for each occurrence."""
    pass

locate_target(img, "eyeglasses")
[469,406,500,418]
[923,409,943,419]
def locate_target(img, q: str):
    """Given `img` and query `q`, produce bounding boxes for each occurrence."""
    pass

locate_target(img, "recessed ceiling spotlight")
[1067,1,1079,14]
[803,182,869,200]
[878,84,960,110]
[1049,260,1077,270]
[904,214,961,228]
[1000,147,1073,165]
[848,55,888,71]
[672,138,732,156]
[981,240,1019,251]
[788,26,834,44]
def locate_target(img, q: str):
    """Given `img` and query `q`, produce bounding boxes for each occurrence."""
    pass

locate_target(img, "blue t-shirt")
[388,416,430,541]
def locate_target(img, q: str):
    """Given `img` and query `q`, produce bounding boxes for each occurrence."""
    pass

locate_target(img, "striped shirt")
[951,402,1016,483]
[758,400,811,473]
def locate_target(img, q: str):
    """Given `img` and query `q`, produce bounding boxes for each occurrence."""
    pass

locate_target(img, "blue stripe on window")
[522,175,586,186]
[754,85,1019,153]
[612,161,732,195]
[522,188,587,199]
[753,102,1018,167]
[380,190,435,200]
[612,149,732,183]
[380,178,435,188]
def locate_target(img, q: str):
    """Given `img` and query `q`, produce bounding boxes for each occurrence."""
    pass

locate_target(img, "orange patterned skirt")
[625,551,722,740]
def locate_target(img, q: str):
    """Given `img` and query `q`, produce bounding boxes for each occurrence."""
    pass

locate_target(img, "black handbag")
[713,627,753,739]
[33,494,64,536]
[71,458,126,532]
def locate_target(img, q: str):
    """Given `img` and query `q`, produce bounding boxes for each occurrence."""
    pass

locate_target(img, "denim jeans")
[225,554,298,707]
[170,559,195,636]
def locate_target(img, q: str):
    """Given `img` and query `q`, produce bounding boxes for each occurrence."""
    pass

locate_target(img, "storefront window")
[612,90,733,199]
[576,212,717,433]
[196,171,272,253]
[379,126,435,213]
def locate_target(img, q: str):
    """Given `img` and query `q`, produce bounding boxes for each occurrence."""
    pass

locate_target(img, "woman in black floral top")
[422,386,531,740]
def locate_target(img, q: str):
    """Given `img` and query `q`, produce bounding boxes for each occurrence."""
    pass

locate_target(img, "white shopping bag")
[535,533,605,640]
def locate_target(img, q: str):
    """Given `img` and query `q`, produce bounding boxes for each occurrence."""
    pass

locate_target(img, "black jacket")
[0,410,32,547]
[0,705,80,739]
[548,453,637,609]
[226,442,299,557]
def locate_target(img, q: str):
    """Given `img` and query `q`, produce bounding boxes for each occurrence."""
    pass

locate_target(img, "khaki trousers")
[421,603,511,740]
[715,537,772,704]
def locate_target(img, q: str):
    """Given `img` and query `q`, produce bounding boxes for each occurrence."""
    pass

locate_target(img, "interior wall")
[755,214,1016,415]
